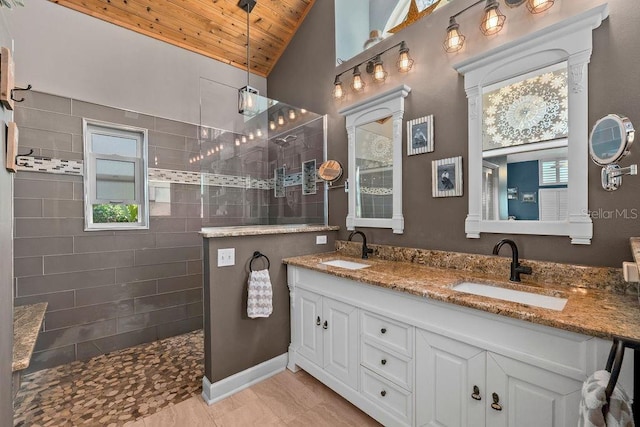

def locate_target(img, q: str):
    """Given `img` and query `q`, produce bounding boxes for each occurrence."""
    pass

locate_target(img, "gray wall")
[14,92,204,372]
[268,0,640,268]
[0,8,15,425]
[204,230,337,382]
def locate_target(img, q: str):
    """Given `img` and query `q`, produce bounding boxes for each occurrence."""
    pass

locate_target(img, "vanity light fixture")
[527,0,554,13]
[351,66,366,91]
[396,42,414,72]
[238,0,259,116]
[480,0,506,36]
[331,40,412,100]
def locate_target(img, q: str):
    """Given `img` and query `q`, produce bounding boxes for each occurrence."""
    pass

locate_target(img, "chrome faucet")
[492,239,532,282]
[348,230,374,259]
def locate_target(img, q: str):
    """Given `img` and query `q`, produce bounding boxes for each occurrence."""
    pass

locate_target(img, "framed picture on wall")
[522,192,537,203]
[432,156,463,197]
[407,115,434,156]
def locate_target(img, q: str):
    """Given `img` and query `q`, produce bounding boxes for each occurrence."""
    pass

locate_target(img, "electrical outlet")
[316,235,327,245]
[217,248,235,267]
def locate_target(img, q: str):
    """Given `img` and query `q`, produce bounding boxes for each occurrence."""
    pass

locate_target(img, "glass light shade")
[256,128,263,137]
[269,120,276,130]
[277,114,285,126]
[249,132,254,140]
[235,138,240,146]
[444,17,466,53]
[241,135,247,143]
[480,0,506,36]
[300,108,307,114]
[351,66,366,91]
[527,0,554,13]
[396,42,414,72]
[238,85,259,116]
[289,109,296,120]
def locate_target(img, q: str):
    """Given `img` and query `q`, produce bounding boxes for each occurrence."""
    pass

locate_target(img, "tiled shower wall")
[13,92,204,372]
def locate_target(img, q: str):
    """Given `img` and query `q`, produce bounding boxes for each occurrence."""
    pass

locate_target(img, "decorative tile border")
[16,156,308,192]
[360,186,393,195]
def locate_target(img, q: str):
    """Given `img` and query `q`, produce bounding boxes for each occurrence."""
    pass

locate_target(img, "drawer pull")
[316,316,321,326]
[381,359,387,365]
[471,385,481,401]
[491,393,502,411]
[323,320,328,330]
[380,390,387,397]
[381,328,387,334]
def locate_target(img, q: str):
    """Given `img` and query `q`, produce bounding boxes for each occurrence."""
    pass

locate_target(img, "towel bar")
[603,337,640,418]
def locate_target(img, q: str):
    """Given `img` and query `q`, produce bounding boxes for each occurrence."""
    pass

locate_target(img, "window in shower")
[83,119,149,230]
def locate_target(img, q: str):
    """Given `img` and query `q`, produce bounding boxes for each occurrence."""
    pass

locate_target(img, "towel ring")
[250,251,270,271]
[602,336,640,418]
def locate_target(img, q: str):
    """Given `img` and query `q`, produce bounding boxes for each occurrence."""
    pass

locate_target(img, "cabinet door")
[295,288,323,367]
[486,352,582,427]
[415,329,486,427]
[323,297,359,389]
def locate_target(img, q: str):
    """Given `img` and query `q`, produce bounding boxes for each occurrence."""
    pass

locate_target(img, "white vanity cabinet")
[287,265,619,427]
[293,288,359,390]
[415,329,582,427]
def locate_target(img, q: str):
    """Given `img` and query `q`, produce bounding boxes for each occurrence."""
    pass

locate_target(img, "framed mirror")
[339,84,411,234]
[454,5,609,244]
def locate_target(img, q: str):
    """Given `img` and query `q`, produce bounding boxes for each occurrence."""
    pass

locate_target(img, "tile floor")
[13,330,379,426]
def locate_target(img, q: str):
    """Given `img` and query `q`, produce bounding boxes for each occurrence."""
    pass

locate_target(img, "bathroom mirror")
[339,84,410,234]
[589,114,636,191]
[454,5,609,244]
[317,160,343,184]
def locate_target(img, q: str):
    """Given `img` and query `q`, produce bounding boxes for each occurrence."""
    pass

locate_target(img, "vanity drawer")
[360,367,413,426]
[361,311,413,356]
[361,340,412,391]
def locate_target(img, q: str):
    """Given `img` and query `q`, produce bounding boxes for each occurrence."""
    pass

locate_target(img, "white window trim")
[539,158,569,187]
[83,118,149,231]
[454,4,609,245]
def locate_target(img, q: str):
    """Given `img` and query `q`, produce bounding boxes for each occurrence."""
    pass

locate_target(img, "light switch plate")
[217,248,235,267]
[316,235,327,244]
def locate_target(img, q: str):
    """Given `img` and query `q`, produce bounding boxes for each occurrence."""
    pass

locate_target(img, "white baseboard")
[201,353,288,405]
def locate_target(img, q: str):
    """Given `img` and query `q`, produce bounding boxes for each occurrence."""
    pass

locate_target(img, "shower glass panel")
[199,77,326,227]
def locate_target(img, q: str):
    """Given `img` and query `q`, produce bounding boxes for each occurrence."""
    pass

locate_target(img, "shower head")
[272,134,298,147]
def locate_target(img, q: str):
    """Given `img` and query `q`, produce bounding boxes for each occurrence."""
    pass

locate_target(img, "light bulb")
[269,120,276,130]
[372,56,387,83]
[278,114,285,126]
[241,135,247,143]
[256,128,263,137]
[300,108,307,114]
[396,42,414,72]
[332,76,346,100]
[249,132,254,140]
[289,109,296,120]
[235,138,240,146]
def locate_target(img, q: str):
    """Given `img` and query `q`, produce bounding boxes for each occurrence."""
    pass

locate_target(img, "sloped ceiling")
[48,0,316,77]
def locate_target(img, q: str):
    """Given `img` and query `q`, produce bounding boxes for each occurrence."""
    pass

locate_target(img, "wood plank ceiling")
[48,0,316,77]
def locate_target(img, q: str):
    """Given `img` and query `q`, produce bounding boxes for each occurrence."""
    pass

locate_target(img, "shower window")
[83,119,149,230]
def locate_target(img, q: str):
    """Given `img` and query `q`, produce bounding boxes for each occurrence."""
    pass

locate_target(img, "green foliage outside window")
[93,204,139,223]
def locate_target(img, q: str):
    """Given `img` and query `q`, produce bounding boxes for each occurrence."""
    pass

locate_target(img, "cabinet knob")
[323,320,328,330]
[316,316,321,326]
[380,328,387,334]
[491,392,502,411]
[381,359,387,365]
[471,385,481,401]
[380,390,387,397]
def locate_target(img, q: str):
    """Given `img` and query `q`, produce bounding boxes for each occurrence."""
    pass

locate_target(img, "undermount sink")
[321,259,371,270]
[452,282,568,311]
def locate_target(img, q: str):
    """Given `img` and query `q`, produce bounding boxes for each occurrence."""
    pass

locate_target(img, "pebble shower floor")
[13,330,203,426]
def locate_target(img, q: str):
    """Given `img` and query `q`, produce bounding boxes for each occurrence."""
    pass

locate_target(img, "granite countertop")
[200,224,339,238]
[13,302,47,372]
[284,252,640,343]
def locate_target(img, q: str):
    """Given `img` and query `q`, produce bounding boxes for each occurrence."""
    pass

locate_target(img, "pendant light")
[238,0,259,116]
[332,75,346,100]
[443,16,466,52]
[351,66,366,92]
[371,56,388,83]
[480,0,506,36]
[396,42,414,72]
[527,0,554,13]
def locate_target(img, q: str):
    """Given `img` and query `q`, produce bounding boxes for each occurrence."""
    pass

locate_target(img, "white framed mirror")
[339,84,411,234]
[454,5,609,245]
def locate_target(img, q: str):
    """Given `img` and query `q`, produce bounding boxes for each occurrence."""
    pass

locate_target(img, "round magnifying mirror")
[317,160,343,184]
[589,114,635,166]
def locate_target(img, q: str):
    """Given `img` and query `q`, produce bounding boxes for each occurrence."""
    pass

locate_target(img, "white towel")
[247,269,273,318]
[578,370,635,427]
